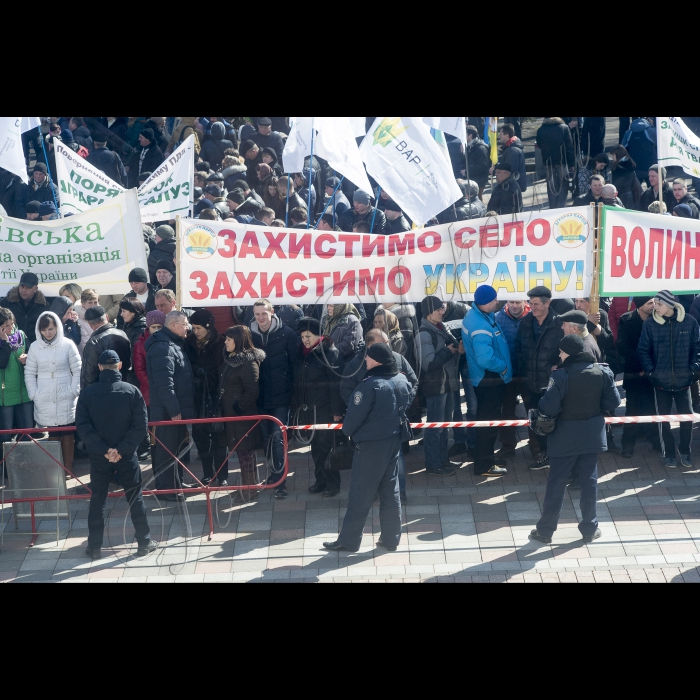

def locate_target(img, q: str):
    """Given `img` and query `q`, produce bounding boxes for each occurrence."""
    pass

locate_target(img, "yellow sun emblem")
[372,117,409,147]
[560,221,583,240]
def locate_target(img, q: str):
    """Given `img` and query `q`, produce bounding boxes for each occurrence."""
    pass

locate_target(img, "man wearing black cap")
[325,177,350,218]
[76,349,157,560]
[0,273,48,345]
[638,290,700,469]
[559,310,602,362]
[126,129,164,189]
[87,136,127,186]
[81,306,131,390]
[487,162,523,215]
[529,334,620,545]
[251,118,285,161]
[617,297,660,458]
[514,286,564,470]
[338,190,387,234]
[384,200,411,234]
[16,163,58,218]
[147,225,176,287]
[240,140,263,186]
[24,200,41,221]
[155,260,177,293]
[121,268,156,324]
[324,343,411,553]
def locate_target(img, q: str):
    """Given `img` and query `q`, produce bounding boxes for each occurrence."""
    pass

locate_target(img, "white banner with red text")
[601,206,700,295]
[179,207,595,306]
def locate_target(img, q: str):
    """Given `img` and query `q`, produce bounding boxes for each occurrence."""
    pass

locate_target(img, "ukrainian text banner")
[179,207,595,307]
[601,206,700,295]
[0,190,147,296]
[657,117,700,178]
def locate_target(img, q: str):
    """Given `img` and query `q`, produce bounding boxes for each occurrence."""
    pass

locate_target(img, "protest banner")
[0,190,146,296]
[600,205,700,295]
[0,117,30,183]
[54,135,194,221]
[657,117,700,178]
[178,207,595,307]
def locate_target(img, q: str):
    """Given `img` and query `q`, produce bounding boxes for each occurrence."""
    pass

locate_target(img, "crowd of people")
[2,116,700,553]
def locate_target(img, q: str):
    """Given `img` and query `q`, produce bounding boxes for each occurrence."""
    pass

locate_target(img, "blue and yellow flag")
[484,117,499,164]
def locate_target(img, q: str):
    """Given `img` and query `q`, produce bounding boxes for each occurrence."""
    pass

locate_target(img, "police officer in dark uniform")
[529,335,620,545]
[76,350,158,560]
[324,344,411,553]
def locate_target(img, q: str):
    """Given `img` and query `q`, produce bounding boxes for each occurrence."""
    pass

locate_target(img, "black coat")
[466,138,492,188]
[72,125,93,152]
[184,328,225,417]
[120,286,157,323]
[145,326,196,421]
[220,348,265,452]
[252,131,286,160]
[292,337,345,425]
[501,138,527,192]
[438,195,487,223]
[387,215,411,234]
[1,175,24,217]
[15,180,59,218]
[514,309,564,394]
[76,369,147,457]
[537,117,574,167]
[673,193,700,219]
[617,309,648,387]
[0,287,48,345]
[612,158,641,209]
[147,240,176,286]
[587,307,614,361]
[580,117,606,159]
[271,191,305,221]
[200,136,234,172]
[86,146,127,187]
[123,315,147,348]
[488,175,523,215]
[127,144,165,188]
[340,350,417,406]
[81,324,132,389]
[250,318,299,410]
[338,206,387,234]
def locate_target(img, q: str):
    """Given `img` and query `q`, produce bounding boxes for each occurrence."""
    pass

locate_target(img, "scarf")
[503,136,518,149]
[303,337,323,356]
[324,304,360,335]
[7,328,23,351]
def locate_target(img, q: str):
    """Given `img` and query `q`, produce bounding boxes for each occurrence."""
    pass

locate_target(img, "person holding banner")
[637,291,700,469]
[638,165,675,213]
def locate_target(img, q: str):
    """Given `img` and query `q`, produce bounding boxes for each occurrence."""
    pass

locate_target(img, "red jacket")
[133,330,150,406]
[205,306,239,336]
[609,297,635,343]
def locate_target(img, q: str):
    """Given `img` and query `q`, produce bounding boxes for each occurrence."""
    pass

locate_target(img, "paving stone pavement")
[2,418,700,583]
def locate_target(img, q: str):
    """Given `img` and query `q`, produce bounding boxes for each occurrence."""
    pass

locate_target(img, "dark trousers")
[153,424,188,491]
[310,430,340,489]
[537,453,599,539]
[654,387,693,457]
[338,436,402,551]
[192,423,228,482]
[622,381,661,449]
[88,453,150,550]
[546,164,569,209]
[261,406,289,487]
[499,379,522,451]
[424,392,454,472]
[473,380,505,474]
[0,401,34,441]
[522,390,548,455]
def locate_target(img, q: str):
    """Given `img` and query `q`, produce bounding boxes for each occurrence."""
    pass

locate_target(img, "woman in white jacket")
[25,312,82,474]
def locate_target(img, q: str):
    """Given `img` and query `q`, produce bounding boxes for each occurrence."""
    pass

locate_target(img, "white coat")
[25,312,82,427]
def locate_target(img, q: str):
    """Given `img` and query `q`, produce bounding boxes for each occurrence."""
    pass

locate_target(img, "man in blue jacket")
[324,343,411,553]
[462,285,513,478]
[530,334,621,544]
[637,290,700,468]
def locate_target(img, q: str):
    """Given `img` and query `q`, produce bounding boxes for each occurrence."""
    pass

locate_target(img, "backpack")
[179,126,201,158]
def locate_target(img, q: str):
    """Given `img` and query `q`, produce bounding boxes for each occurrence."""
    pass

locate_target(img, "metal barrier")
[0,415,288,545]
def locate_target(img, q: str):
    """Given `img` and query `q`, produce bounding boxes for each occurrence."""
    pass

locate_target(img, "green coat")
[0,332,31,406]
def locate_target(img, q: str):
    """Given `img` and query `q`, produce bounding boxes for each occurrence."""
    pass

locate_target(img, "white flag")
[283,117,373,192]
[361,117,462,225]
[20,117,42,134]
[657,117,700,178]
[138,134,195,221]
[349,117,368,139]
[54,138,125,215]
[0,117,29,183]
[422,117,467,144]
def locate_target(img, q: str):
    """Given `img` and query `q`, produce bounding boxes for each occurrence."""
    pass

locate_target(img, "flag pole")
[370,186,382,233]
[306,118,316,229]
[588,202,601,316]
[39,130,60,216]
[313,176,344,230]
[175,215,182,311]
[464,117,472,217]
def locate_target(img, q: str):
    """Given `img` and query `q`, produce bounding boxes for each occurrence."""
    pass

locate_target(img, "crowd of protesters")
[1,116,700,510]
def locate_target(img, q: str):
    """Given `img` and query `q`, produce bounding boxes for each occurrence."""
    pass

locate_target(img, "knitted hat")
[240,139,257,154]
[384,199,402,212]
[26,200,41,214]
[156,225,175,240]
[421,296,444,317]
[655,290,677,308]
[353,189,371,205]
[146,310,166,328]
[366,342,394,365]
[674,203,694,218]
[39,201,56,216]
[129,268,148,283]
[560,334,585,356]
[140,128,155,143]
[298,317,321,336]
[633,296,653,310]
[189,309,215,329]
[33,162,48,174]
[156,259,175,274]
[474,285,497,306]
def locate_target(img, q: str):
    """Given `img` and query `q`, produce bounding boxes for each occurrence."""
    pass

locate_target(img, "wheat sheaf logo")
[553,213,589,249]
[372,117,409,148]
[185,225,218,259]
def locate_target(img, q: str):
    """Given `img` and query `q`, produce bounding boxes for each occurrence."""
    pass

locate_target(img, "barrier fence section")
[0,415,288,544]
[0,413,697,546]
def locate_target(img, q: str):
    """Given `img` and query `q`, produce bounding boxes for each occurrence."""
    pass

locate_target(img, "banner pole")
[313,176,344,230]
[175,215,182,310]
[39,131,60,216]
[370,186,382,233]
[656,117,663,212]
[589,202,601,315]
[306,118,316,229]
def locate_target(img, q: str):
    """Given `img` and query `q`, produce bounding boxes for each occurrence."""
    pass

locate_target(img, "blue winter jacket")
[495,306,527,358]
[637,303,700,392]
[462,306,513,387]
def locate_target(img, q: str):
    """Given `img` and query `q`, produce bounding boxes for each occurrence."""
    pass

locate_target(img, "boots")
[235,465,259,503]
[60,434,75,475]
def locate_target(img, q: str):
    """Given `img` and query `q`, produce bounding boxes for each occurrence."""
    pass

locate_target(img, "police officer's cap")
[528,286,552,299]
[367,343,394,365]
[558,310,588,325]
[99,350,120,365]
